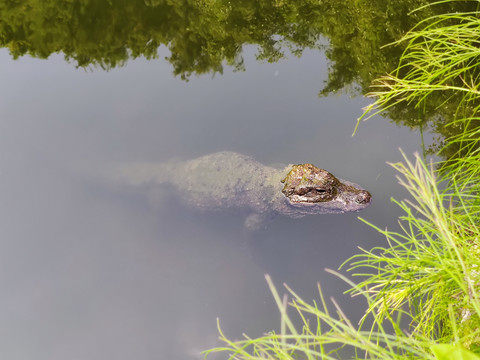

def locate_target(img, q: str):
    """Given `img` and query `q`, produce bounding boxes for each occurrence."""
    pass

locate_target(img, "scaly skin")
[110,151,372,229]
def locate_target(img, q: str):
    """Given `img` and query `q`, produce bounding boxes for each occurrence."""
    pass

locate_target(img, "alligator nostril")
[356,190,372,204]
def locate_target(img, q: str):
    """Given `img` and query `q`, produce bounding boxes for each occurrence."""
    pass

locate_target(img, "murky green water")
[1,1,475,359]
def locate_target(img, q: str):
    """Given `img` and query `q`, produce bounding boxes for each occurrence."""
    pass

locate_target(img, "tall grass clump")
[347,152,480,349]
[350,0,480,354]
[359,0,480,123]
[204,152,480,360]
[205,1,480,359]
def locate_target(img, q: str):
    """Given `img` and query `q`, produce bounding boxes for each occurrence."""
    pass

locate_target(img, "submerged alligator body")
[109,151,372,229]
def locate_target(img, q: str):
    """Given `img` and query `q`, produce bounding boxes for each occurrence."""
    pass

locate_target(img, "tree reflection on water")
[2,0,479,157]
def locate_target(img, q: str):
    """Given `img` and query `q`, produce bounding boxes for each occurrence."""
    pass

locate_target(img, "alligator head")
[281,164,371,214]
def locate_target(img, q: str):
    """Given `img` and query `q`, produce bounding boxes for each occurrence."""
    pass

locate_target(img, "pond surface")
[0,44,427,359]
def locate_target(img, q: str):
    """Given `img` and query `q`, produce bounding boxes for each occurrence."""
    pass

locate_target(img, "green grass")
[204,1,480,359]
[346,152,480,347]
[356,0,480,129]
[204,273,434,359]
[204,152,480,359]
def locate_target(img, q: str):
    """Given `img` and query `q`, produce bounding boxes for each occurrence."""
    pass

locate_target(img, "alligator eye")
[312,189,329,197]
[308,187,336,201]
[309,189,324,197]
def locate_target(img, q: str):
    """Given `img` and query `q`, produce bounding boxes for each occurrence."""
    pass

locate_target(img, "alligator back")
[110,152,283,214]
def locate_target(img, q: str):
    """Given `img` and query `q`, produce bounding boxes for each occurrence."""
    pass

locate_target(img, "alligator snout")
[355,190,372,205]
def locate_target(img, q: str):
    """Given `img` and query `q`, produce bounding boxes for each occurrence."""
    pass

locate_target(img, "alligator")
[107,151,372,229]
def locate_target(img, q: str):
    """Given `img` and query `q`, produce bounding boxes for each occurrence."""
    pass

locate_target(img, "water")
[0,46,426,359]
